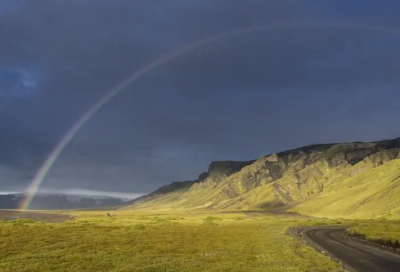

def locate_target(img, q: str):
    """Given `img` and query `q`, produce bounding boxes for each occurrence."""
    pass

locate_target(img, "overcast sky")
[1,0,400,196]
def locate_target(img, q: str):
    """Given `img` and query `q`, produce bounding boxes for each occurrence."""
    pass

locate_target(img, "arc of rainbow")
[19,21,400,211]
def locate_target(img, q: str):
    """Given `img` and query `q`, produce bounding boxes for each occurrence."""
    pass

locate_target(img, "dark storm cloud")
[1,0,400,194]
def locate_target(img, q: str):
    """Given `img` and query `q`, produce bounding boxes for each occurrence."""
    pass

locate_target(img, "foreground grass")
[0,211,347,272]
[347,220,400,249]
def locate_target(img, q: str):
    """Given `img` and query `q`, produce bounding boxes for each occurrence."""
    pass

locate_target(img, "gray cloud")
[1,0,400,194]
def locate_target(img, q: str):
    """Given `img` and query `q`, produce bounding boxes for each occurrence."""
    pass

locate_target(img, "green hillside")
[291,158,400,218]
[123,137,400,219]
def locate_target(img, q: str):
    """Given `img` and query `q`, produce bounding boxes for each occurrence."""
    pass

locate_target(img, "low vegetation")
[347,220,400,250]
[0,210,348,272]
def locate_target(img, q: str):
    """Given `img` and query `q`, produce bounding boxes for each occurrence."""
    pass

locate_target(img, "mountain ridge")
[124,137,400,218]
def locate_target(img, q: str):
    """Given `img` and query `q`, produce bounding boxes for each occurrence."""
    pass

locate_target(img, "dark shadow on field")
[220,207,311,218]
[219,200,311,218]
[0,210,73,222]
[257,200,286,209]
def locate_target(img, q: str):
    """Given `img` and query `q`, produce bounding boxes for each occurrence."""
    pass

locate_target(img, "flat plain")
[0,210,341,272]
[1,209,399,272]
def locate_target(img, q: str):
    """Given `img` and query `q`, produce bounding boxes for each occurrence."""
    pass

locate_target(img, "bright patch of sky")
[0,188,143,200]
[0,67,38,99]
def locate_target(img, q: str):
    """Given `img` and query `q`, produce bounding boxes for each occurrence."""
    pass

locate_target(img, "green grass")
[347,220,400,249]
[0,211,347,272]
[291,159,400,219]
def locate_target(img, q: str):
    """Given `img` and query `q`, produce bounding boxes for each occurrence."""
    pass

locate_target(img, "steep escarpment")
[128,160,255,209]
[124,137,400,218]
[207,160,256,177]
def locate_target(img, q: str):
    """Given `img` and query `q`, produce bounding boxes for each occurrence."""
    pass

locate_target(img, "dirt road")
[303,227,400,272]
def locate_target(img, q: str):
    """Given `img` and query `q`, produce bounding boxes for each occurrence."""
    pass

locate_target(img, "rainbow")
[18,21,400,210]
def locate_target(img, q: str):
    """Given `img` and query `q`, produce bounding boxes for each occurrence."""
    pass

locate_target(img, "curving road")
[304,228,400,272]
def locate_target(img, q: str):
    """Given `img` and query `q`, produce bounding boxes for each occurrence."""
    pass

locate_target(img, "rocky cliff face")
[126,137,400,218]
[207,160,255,178]
[128,160,254,206]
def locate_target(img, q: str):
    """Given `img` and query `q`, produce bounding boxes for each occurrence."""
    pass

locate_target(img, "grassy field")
[0,210,350,272]
[347,220,400,249]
